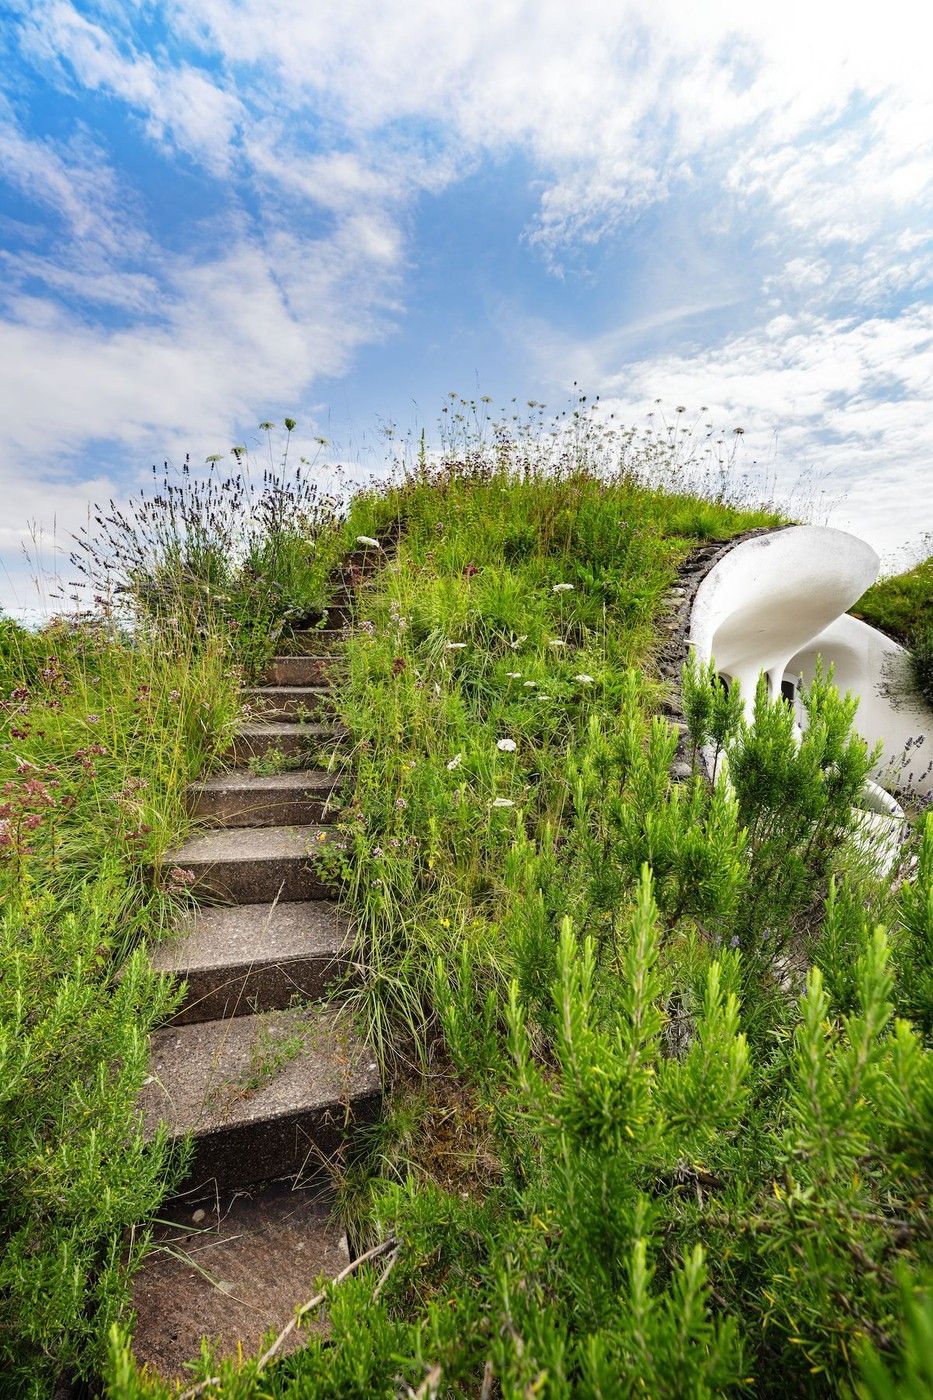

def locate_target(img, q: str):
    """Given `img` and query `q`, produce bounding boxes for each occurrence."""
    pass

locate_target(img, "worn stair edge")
[131,1182,348,1380]
[228,720,339,765]
[139,1005,381,1191]
[243,685,334,720]
[150,901,351,1023]
[188,769,340,828]
[167,823,341,903]
[263,654,340,686]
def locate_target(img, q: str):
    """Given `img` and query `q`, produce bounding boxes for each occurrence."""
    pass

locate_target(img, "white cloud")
[1,0,932,609]
[576,303,933,561]
[19,1,242,173]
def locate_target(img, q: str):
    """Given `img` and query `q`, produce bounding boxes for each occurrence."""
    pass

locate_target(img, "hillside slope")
[2,423,931,1398]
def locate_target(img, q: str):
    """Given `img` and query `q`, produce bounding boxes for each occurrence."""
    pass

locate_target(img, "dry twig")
[255,1234,399,1372]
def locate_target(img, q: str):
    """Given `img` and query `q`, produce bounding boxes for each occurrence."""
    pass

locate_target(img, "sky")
[1,0,931,613]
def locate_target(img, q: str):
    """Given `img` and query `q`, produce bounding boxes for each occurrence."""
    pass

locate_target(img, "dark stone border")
[655,526,790,780]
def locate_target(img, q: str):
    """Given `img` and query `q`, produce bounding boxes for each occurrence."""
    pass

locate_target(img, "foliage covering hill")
[1,410,931,1397]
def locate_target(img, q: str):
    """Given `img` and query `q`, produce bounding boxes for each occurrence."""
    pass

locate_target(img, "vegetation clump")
[1,404,931,1397]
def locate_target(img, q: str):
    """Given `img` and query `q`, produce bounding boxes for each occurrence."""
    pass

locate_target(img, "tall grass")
[0,614,242,1390]
[102,436,930,1396]
[4,402,931,1395]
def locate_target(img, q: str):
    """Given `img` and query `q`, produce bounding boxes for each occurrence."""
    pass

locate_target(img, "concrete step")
[167,824,340,903]
[132,1182,348,1380]
[264,655,339,686]
[138,1005,380,1191]
[290,628,346,655]
[229,720,336,766]
[305,601,353,629]
[150,901,351,1023]
[243,685,333,720]
[188,769,340,828]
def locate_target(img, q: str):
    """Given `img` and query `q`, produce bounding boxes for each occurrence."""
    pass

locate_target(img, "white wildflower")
[496,738,517,752]
[356,535,382,548]
[574,674,594,684]
[446,641,467,650]
[505,671,522,679]
[552,583,574,593]
[446,753,463,770]
[509,634,528,649]
[537,694,551,701]
[491,797,515,808]
[523,680,537,688]
[548,639,566,648]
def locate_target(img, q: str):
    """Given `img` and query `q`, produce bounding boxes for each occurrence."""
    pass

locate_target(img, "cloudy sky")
[1,0,931,611]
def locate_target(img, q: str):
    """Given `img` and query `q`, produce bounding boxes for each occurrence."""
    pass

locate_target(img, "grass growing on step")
[206,1015,307,1112]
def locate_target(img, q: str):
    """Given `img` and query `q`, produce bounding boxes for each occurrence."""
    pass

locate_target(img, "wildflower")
[523,680,536,688]
[445,642,466,650]
[446,753,463,770]
[86,714,100,725]
[392,656,406,675]
[552,583,574,593]
[537,694,551,701]
[496,738,517,752]
[548,639,565,648]
[356,535,382,548]
[574,674,594,684]
[395,797,408,810]
[505,672,521,679]
[168,867,196,888]
[168,689,180,702]
[509,635,527,649]
[491,797,514,808]
[372,846,384,858]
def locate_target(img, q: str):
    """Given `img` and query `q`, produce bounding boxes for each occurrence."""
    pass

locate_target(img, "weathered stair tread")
[131,1182,348,1379]
[189,768,340,828]
[139,1005,380,1189]
[150,901,351,1023]
[235,720,333,741]
[169,823,340,902]
[289,629,344,654]
[229,720,340,764]
[264,654,339,686]
[243,685,333,718]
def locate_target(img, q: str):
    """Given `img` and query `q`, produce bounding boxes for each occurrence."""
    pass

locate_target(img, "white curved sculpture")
[688,525,933,810]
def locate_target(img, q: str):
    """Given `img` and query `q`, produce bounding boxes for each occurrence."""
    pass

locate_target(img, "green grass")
[854,555,933,705]
[0,616,243,1391]
[110,450,930,1397]
[4,407,932,1397]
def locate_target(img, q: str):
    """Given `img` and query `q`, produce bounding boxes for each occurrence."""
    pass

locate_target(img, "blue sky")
[1,0,931,611]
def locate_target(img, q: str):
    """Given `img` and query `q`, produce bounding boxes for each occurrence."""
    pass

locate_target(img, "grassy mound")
[2,412,931,1397]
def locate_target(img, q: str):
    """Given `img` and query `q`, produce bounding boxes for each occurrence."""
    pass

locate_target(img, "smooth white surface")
[688,523,933,816]
[789,614,933,796]
[689,527,880,707]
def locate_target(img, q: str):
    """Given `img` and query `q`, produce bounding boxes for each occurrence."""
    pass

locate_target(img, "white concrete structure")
[688,526,933,809]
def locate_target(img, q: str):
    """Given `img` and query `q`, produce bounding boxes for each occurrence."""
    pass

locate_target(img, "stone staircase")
[131,548,387,1378]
